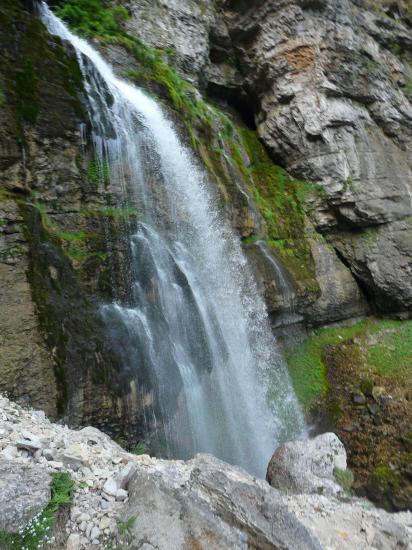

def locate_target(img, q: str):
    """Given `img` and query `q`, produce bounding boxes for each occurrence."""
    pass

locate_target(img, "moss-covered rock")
[286,317,412,511]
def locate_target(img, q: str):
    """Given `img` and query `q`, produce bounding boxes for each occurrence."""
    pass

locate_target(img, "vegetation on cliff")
[0,472,75,550]
[53,0,320,290]
[286,317,412,511]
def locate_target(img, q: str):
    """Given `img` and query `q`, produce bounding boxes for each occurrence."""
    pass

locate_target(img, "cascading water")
[41,3,305,477]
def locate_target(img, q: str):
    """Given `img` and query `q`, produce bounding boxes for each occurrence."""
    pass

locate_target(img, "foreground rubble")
[0,395,411,549]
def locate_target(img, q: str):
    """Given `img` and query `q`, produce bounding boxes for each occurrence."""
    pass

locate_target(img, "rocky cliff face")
[0,0,149,439]
[118,0,412,320]
[224,0,412,314]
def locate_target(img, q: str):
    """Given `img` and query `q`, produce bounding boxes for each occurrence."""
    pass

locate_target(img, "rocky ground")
[0,395,411,549]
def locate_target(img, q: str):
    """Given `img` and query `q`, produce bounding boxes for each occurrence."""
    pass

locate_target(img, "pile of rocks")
[0,395,411,549]
[0,395,137,548]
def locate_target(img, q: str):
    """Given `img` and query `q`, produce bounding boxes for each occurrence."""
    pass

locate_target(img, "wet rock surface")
[0,0,152,439]
[114,0,412,320]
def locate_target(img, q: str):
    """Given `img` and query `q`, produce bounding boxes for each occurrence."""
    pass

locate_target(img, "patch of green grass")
[334,467,354,493]
[55,229,92,242]
[66,248,107,261]
[0,471,75,549]
[80,205,138,219]
[54,0,129,39]
[343,176,356,192]
[286,318,412,410]
[368,320,412,378]
[117,515,136,537]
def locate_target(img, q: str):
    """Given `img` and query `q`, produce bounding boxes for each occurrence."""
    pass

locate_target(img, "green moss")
[403,76,412,98]
[0,246,25,260]
[0,0,86,145]
[29,200,103,267]
[15,58,39,123]
[368,320,412,378]
[0,471,75,549]
[234,128,321,284]
[369,464,400,489]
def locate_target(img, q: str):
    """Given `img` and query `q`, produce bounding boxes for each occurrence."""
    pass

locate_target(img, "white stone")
[16,436,42,452]
[116,489,128,501]
[99,516,111,530]
[102,478,118,496]
[66,533,81,550]
[116,461,136,490]
[90,526,100,540]
[267,433,347,497]
[0,445,18,460]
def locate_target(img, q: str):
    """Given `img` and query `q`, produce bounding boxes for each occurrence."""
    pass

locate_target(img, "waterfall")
[40,3,305,477]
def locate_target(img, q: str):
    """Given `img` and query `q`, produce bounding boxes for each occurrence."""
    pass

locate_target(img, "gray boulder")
[267,433,347,496]
[123,453,321,549]
[0,459,51,532]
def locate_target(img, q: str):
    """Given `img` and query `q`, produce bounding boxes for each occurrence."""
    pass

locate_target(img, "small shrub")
[0,471,75,549]
[131,442,148,455]
[117,515,136,536]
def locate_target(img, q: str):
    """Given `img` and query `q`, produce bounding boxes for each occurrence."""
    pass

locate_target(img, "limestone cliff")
[117,0,412,320]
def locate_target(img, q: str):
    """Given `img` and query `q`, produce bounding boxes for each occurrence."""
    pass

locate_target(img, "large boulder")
[0,459,51,533]
[266,433,347,496]
[284,493,412,550]
[123,453,322,549]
